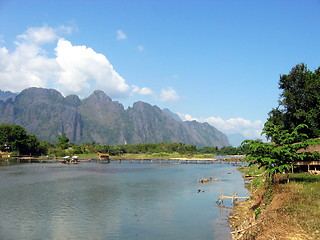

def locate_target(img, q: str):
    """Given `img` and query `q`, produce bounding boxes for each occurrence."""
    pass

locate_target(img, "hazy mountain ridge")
[0,90,18,101]
[227,133,247,147]
[0,88,230,148]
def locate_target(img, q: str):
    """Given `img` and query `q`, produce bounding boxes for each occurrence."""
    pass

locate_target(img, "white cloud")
[137,45,144,51]
[0,26,60,91]
[55,39,129,97]
[132,85,153,95]
[116,30,127,40]
[0,25,131,98]
[159,87,180,102]
[178,113,264,139]
[17,25,57,44]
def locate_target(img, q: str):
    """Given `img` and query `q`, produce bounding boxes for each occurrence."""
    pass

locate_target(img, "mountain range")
[0,88,230,148]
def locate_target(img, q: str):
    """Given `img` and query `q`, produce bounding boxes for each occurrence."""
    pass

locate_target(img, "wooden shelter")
[296,144,320,174]
[98,153,110,162]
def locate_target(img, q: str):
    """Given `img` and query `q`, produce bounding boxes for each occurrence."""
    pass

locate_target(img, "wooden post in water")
[216,188,248,206]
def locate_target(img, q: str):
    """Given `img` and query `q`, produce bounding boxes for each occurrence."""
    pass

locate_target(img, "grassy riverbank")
[230,165,320,239]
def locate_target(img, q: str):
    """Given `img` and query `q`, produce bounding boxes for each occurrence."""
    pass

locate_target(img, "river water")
[0,161,248,240]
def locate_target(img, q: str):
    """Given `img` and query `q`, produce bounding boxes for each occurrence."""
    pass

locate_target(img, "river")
[0,161,248,240]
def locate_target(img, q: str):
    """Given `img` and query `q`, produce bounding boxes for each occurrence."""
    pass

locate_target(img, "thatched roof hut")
[295,142,320,173]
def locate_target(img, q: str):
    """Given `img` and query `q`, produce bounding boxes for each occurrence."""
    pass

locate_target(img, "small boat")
[61,156,79,164]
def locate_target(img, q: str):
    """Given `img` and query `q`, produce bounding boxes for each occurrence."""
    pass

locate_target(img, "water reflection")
[0,162,247,240]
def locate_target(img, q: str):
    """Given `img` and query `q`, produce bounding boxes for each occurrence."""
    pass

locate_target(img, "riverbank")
[229,167,320,239]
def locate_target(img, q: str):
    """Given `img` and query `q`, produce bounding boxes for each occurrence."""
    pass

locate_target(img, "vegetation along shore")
[229,166,320,240]
[228,64,320,240]
[0,122,248,160]
[1,64,320,239]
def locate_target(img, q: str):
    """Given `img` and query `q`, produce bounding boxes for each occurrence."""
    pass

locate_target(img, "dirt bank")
[229,174,320,240]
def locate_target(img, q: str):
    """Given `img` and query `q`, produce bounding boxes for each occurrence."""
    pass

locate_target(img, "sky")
[0,0,319,140]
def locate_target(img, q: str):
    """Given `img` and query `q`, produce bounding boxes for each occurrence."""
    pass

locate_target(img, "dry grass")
[230,170,320,240]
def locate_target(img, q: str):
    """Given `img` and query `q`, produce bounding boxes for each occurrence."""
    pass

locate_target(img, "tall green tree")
[265,63,320,142]
[57,134,70,149]
[0,123,42,155]
[244,123,320,178]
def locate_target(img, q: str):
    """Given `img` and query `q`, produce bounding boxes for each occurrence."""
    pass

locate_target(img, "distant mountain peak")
[88,90,112,102]
[163,108,182,122]
[0,90,18,102]
[0,88,229,148]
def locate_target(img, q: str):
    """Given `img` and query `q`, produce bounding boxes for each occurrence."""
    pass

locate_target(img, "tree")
[0,123,42,155]
[265,63,320,142]
[244,123,320,179]
[57,134,70,149]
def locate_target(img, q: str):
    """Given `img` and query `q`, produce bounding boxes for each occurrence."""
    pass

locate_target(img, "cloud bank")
[0,25,262,139]
[179,113,264,139]
[55,39,129,97]
[160,87,180,102]
[132,85,153,95]
[0,25,152,99]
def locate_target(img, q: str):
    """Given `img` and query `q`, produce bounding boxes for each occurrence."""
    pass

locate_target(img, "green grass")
[281,173,320,238]
[289,172,320,183]
[239,164,267,189]
[239,164,265,176]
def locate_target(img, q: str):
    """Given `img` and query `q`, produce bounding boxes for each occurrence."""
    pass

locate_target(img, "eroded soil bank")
[229,173,320,240]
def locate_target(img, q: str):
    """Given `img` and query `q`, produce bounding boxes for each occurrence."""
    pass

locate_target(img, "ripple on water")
[0,162,247,240]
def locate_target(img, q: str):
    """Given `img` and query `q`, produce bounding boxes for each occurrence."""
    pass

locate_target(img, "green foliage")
[38,141,53,155]
[45,141,199,157]
[239,164,266,177]
[266,63,320,141]
[0,123,245,157]
[254,207,262,219]
[240,164,267,189]
[198,144,249,155]
[244,63,320,181]
[244,123,320,176]
[49,148,68,157]
[57,134,70,149]
[0,123,42,155]
[113,142,197,155]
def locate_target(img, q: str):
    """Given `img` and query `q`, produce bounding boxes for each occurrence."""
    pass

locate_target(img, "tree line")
[0,123,248,157]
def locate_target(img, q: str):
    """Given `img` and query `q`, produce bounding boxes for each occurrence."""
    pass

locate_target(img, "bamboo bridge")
[0,156,244,165]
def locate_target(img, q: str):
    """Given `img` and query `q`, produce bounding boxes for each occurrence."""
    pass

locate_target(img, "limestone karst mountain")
[0,88,230,148]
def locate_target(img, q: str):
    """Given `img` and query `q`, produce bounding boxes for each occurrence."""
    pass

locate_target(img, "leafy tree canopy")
[245,123,320,176]
[57,134,70,150]
[0,123,42,155]
[265,63,320,142]
[245,63,320,178]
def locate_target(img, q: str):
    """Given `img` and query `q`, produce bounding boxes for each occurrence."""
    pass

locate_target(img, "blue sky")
[0,0,319,139]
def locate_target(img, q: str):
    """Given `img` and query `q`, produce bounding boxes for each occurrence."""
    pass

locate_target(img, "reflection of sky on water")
[0,162,248,240]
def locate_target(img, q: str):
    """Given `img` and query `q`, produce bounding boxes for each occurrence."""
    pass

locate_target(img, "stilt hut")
[296,144,320,174]
[98,153,110,162]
